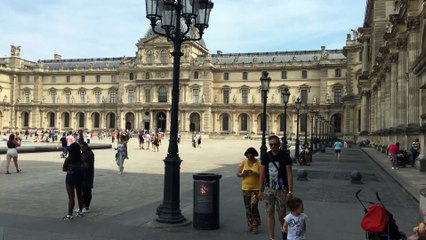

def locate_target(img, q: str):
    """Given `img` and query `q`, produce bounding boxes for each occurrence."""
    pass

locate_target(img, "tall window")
[24,91,30,103]
[222,114,229,131]
[334,87,342,103]
[95,91,101,104]
[66,76,70,83]
[146,50,153,64]
[160,50,168,64]
[49,112,55,127]
[301,114,308,132]
[63,112,70,128]
[94,113,100,128]
[50,91,57,104]
[242,89,248,104]
[128,89,134,103]
[145,89,151,103]
[194,71,199,79]
[224,72,229,80]
[279,114,285,131]
[96,75,101,82]
[223,89,229,104]
[158,86,167,102]
[81,75,85,83]
[240,113,248,131]
[79,91,86,104]
[333,114,342,133]
[192,88,200,103]
[281,70,287,79]
[335,69,342,77]
[65,92,71,104]
[23,112,29,127]
[302,70,308,79]
[146,72,150,79]
[79,113,85,128]
[301,89,308,104]
[129,73,134,80]
[242,72,248,80]
[110,91,116,103]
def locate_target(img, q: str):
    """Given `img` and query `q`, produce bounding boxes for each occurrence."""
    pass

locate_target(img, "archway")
[106,112,116,129]
[189,112,201,132]
[156,112,166,132]
[48,112,55,128]
[125,112,135,130]
[92,112,100,129]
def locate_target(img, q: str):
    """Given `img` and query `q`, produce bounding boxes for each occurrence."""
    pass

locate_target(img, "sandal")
[251,226,259,234]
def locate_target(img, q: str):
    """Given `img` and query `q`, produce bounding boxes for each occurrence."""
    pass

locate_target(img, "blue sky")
[0,0,366,60]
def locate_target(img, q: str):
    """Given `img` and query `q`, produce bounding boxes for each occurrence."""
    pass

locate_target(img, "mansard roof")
[211,49,345,65]
[39,57,135,70]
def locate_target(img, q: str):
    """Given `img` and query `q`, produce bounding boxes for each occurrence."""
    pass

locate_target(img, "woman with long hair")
[5,133,22,174]
[62,142,84,221]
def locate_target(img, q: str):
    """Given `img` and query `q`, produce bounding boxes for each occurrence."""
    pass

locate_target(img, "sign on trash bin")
[194,181,213,214]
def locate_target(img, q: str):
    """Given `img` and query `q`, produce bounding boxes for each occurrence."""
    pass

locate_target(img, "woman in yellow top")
[237,147,261,234]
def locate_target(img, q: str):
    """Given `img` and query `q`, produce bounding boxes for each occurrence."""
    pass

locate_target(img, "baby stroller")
[355,190,405,240]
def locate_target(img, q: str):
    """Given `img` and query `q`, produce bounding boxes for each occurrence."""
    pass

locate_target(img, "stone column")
[360,91,369,133]
[390,54,398,128]
[407,16,421,127]
[397,37,408,126]
[362,38,369,74]
[149,111,154,132]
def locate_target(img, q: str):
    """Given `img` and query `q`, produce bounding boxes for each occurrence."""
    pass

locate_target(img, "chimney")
[216,50,222,55]
[54,54,62,60]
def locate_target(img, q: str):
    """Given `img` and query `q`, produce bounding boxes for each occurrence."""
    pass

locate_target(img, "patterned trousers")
[242,190,261,227]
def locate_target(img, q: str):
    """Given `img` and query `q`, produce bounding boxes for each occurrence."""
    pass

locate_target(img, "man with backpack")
[258,135,294,240]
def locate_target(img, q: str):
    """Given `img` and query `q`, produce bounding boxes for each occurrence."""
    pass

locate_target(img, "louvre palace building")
[0,1,425,157]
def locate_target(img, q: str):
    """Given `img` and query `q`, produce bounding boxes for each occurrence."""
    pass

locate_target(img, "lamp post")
[303,104,308,145]
[260,71,271,157]
[145,0,213,224]
[295,97,302,160]
[281,88,290,152]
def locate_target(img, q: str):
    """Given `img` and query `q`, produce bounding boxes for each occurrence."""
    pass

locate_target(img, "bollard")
[296,169,308,181]
[350,171,362,184]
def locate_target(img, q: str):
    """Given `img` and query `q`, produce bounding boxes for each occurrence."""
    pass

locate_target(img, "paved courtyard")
[0,137,420,239]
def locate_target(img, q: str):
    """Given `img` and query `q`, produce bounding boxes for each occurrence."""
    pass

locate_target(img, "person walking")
[115,137,127,174]
[388,142,400,170]
[411,139,421,168]
[333,139,343,161]
[80,142,94,213]
[282,198,307,240]
[237,147,261,234]
[59,133,67,158]
[197,135,202,148]
[5,133,22,174]
[62,142,84,221]
[258,135,294,240]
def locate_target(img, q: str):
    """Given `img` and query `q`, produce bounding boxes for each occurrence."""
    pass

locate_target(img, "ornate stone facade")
[349,0,426,170]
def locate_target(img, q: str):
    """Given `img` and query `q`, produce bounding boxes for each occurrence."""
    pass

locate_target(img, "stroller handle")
[355,189,362,199]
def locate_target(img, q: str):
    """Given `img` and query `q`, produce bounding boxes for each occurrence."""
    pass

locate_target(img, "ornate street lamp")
[260,71,271,157]
[281,87,290,152]
[314,112,319,149]
[295,97,302,159]
[145,0,214,224]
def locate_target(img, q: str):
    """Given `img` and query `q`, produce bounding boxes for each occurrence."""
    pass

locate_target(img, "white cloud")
[0,0,365,60]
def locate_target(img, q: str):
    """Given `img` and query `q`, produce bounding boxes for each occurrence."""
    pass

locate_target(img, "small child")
[282,197,307,240]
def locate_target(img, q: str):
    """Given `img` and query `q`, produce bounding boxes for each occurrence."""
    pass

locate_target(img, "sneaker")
[82,207,89,213]
[392,167,395,170]
[76,211,84,217]
[62,215,73,221]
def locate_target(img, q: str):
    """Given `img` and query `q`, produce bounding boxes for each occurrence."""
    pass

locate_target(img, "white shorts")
[7,148,18,158]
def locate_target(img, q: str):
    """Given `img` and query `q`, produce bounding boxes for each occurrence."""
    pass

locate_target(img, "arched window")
[240,114,248,131]
[158,86,167,102]
[222,114,229,131]
[109,113,116,129]
[94,113,100,128]
[279,114,285,132]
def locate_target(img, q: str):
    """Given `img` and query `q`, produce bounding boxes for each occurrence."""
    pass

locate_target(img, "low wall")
[0,143,112,154]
